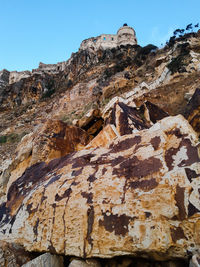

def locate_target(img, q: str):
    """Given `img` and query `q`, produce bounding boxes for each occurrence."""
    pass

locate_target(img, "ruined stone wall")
[80,26,137,50]
[9,71,31,84]
[32,61,66,75]
[80,34,118,50]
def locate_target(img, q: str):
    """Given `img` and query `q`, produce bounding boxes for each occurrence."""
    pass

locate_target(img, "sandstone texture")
[0,119,90,201]
[0,115,199,260]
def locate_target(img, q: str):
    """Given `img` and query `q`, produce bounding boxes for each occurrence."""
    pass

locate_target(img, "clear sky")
[0,0,199,71]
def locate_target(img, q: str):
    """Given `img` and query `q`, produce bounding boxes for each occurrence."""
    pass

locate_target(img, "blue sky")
[0,0,199,71]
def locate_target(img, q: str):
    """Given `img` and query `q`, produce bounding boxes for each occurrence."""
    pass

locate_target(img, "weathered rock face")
[104,100,169,136]
[105,101,150,135]
[0,115,199,260]
[86,124,118,149]
[140,101,169,124]
[184,88,200,135]
[0,30,200,265]
[0,120,90,200]
[30,119,90,164]
[0,241,33,267]
[0,69,9,88]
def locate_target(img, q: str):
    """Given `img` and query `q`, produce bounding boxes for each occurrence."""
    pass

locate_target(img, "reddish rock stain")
[150,136,161,150]
[81,192,93,204]
[113,156,162,179]
[170,226,186,243]
[86,206,94,246]
[175,185,186,220]
[99,213,131,236]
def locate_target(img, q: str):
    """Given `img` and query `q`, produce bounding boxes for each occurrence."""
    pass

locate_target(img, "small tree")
[173,29,184,37]
[186,23,193,32]
[178,29,185,37]
[173,29,180,37]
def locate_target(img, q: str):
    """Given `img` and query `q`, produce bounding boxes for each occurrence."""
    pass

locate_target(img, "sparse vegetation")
[0,132,28,145]
[101,97,111,107]
[133,44,157,66]
[167,43,190,74]
[0,135,7,144]
[61,102,99,124]
[166,22,199,47]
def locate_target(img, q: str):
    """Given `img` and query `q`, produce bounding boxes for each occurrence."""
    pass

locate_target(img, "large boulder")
[0,115,200,260]
[0,119,90,200]
[105,101,150,135]
[103,99,168,136]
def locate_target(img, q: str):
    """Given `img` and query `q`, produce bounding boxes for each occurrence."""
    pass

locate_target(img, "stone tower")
[117,23,137,46]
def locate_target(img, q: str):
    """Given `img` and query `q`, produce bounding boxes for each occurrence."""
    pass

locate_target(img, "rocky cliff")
[0,30,200,266]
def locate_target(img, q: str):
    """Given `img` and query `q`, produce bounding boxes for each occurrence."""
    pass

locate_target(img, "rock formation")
[0,114,200,261]
[0,241,33,266]
[0,27,200,266]
[0,119,90,200]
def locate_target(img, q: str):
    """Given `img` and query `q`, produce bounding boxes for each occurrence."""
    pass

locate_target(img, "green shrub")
[168,56,187,74]
[167,43,190,74]
[0,132,28,145]
[0,136,7,144]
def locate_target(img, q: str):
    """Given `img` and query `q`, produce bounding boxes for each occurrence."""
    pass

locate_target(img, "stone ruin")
[80,23,137,50]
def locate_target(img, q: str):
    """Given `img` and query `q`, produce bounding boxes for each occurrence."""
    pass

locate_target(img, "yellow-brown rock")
[30,119,90,164]
[86,124,119,149]
[0,115,200,260]
[1,119,90,195]
[105,101,150,135]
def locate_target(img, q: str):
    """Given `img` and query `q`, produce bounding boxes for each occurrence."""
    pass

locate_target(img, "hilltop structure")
[1,24,137,85]
[80,23,137,50]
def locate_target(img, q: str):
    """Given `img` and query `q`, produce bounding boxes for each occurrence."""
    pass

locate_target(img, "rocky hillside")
[0,30,200,266]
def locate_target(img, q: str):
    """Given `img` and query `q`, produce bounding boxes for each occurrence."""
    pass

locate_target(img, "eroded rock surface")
[105,101,150,135]
[0,119,90,201]
[184,88,200,135]
[0,115,199,260]
[0,241,33,267]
